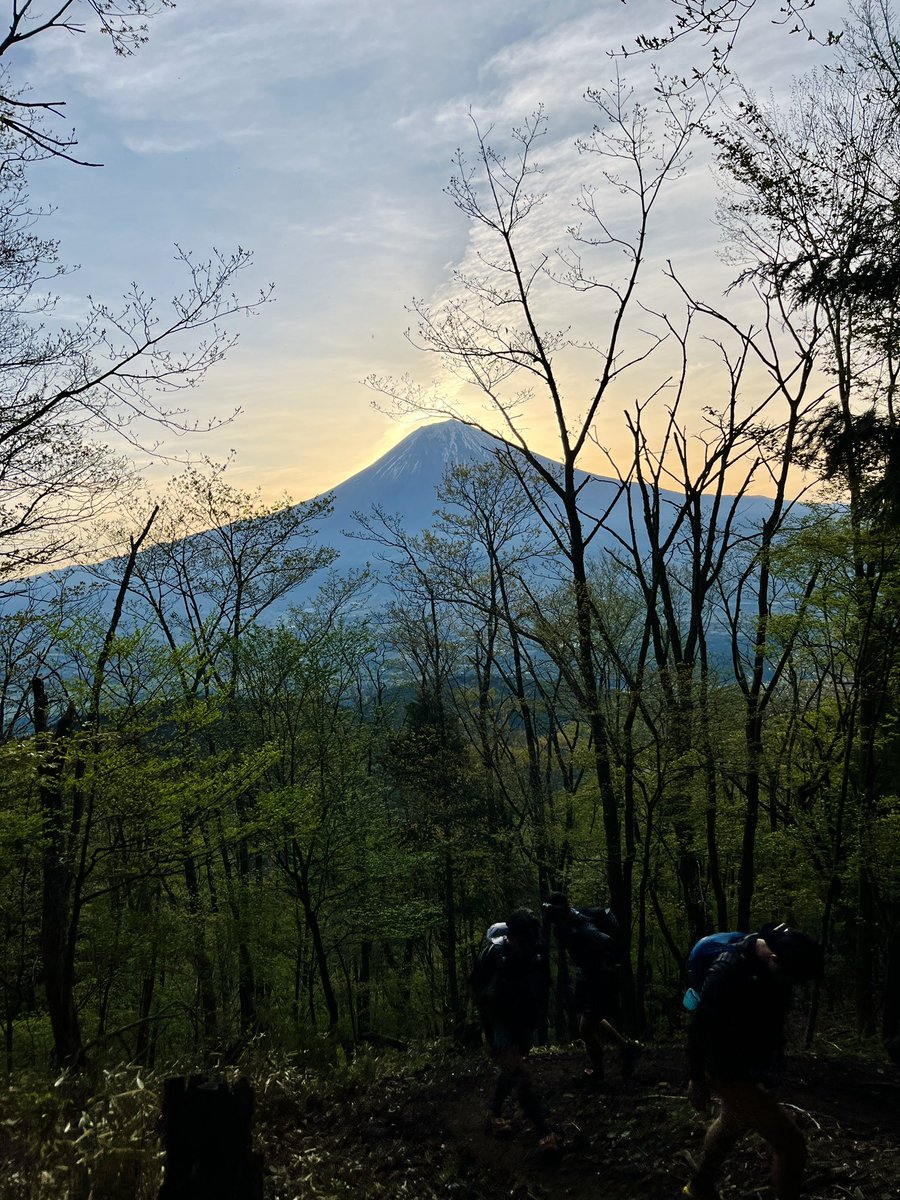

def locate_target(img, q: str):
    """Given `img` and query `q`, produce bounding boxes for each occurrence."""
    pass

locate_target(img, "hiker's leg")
[489,1045,517,1115]
[578,1012,605,1076]
[694,1084,747,1186]
[508,1055,549,1136]
[489,1069,514,1115]
[715,1081,806,1200]
[769,1118,806,1200]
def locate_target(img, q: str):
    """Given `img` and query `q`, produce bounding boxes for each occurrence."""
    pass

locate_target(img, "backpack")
[563,909,623,972]
[683,931,746,1011]
[582,906,621,942]
[469,923,509,1002]
[469,922,544,1033]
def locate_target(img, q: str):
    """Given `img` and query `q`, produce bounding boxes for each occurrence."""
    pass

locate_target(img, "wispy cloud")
[17,0,850,501]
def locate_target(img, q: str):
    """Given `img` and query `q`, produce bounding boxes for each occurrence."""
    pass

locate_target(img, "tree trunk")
[567,510,634,1023]
[33,678,84,1068]
[737,707,763,931]
[356,939,372,1039]
[443,851,462,1036]
[298,879,339,1034]
[182,824,218,1046]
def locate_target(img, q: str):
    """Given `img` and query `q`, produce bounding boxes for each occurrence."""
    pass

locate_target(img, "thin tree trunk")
[33,678,83,1068]
[443,851,461,1036]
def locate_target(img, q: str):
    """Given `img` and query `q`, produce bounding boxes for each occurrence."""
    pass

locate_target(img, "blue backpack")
[683,931,746,1011]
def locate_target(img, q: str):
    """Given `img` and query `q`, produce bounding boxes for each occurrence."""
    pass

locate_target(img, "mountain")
[312,420,501,561]
[290,419,789,613]
[6,420,807,623]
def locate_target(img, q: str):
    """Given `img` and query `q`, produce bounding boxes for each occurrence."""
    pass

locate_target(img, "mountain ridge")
[7,419,808,623]
[303,418,787,592]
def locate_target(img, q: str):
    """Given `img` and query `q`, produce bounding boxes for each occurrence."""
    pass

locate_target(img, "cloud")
[26,0,417,155]
[15,0,851,500]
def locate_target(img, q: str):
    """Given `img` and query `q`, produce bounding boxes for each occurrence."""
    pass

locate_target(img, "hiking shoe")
[682,1178,720,1200]
[485,1114,514,1137]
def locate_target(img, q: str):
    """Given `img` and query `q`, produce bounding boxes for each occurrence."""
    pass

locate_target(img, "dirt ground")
[259,1044,900,1199]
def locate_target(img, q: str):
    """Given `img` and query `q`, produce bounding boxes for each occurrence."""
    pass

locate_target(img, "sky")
[18,0,847,506]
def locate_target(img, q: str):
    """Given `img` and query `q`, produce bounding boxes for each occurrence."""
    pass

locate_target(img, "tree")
[0,1,176,163]
[0,5,269,579]
[714,12,899,517]
[120,459,336,699]
[427,459,572,898]
[620,0,838,85]
[0,219,268,578]
[0,733,41,1071]
[714,6,900,1033]
[114,461,336,1036]
[369,84,705,1022]
[238,617,384,1040]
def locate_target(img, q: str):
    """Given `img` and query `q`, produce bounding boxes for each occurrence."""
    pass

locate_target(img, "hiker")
[543,892,639,1086]
[469,907,557,1150]
[683,921,825,1200]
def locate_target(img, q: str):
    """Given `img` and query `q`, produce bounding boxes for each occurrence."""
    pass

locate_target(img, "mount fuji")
[9,420,798,623]
[270,418,790,615]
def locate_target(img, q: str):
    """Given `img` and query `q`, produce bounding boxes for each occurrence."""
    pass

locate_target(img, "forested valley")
[1,1,900,1197]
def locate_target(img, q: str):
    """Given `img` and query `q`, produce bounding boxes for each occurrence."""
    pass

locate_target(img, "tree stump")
[158,1075,264,1200]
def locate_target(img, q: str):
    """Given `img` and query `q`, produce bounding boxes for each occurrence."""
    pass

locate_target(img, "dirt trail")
[261,1046,900,1199]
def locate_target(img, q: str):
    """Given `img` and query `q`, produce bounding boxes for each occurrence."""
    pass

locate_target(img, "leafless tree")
[0,1,175,163]
[714,8,900,1034]
[0,234,271,578]
[0,3,271,579]
[368,82,709,1019]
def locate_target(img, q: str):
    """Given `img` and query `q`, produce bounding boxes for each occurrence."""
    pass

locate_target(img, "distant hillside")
[5,419,807,623]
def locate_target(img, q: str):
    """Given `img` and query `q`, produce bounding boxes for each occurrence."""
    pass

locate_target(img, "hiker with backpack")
[469,907,557,1150]
[682,921,825,1200]
[542,892,640,1087]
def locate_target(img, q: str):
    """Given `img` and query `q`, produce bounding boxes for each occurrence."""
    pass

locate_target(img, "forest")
[0,1,899,1196]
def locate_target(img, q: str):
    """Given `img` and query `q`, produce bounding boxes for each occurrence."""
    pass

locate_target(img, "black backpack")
[582,906,620,941]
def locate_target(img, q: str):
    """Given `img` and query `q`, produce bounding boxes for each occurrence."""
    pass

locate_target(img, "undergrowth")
[0,1040,433,1200]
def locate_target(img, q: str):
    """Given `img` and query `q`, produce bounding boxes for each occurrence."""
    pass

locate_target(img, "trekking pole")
[600,1018,629,1046]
